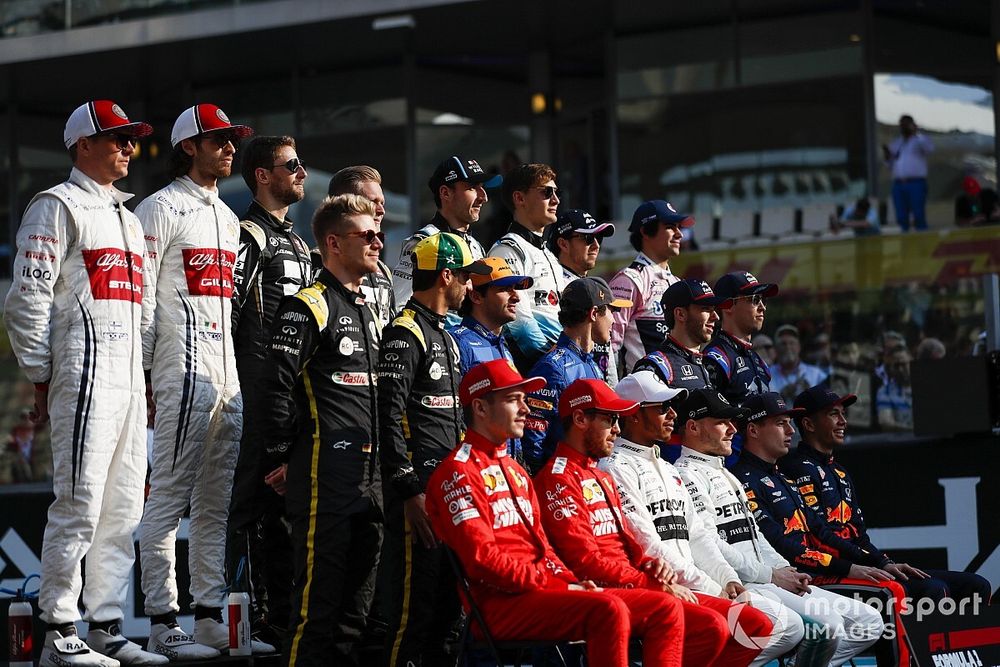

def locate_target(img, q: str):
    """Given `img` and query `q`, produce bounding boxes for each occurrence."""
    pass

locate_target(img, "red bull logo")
[783,509,809,534]
[826,501,852,524]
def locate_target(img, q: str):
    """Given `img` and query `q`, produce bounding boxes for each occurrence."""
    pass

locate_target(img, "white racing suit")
[4,168,148,625]
[675,447,884,666]
[488,223,565,369]
[600,438,804,667]
[137,176,243,615]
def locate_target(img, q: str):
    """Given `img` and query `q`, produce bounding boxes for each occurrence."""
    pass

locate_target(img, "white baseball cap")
[64,100,153,149]
[615,370,689,405]
[170,103,254,148]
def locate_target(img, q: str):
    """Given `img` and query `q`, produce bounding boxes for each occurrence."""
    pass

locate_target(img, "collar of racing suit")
[316,268,367,304]
[429,211,475,243]
[612,436,660,461]
[556,332,594,362]
[677,445,724,469]
[175,175,221,203]
[796,441,834,465]
[664,335,703,359]
[464,428,510,458]
[508,222,546,250]
[718,329,753,350]
[737,448,780,474]
[246,198,294,231]
[552,441,598,469]
[68,166,134,204]
[560,263,584,281]
[461,316,501,343]
[404,296,447,330]
[634,251,673,276]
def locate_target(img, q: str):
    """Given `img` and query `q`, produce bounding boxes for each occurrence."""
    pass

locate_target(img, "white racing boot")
[40,629,120,667]
[193,617,276,654]
[147,623,220,661]
[88,625,169,666]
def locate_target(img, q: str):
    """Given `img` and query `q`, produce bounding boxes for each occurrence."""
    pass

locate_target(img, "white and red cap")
[64,100,153,149]
[170,103,254,147]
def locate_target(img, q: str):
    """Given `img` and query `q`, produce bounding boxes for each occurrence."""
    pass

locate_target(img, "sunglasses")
[641,401,678,415]
[337,229,385,245]
[584,410,620,426]
[203,132,240,149]
[737,294,767,306]
[272,157,306,173]
[570,232,605,245]
[94,132,136,150]
[534,185,562,200]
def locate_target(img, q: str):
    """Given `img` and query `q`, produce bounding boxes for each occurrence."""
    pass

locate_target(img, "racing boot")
[88,624,169,666]
[40,629,120,667]
[147,623,220,661]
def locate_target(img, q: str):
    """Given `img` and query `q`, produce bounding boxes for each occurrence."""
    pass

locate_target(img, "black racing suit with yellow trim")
[377,298,463,666]
[227,200,312,631]
[259,269,382,667]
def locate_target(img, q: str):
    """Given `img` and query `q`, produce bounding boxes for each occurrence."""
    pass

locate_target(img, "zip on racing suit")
[703,330,772,405]
[425,430,686,667]
[227,199,312,630]
[4,167,148,626]
[258,269,382,667]
[522,334,603,473]
[676,446,882,666]
[377,298,464,666]
[488,223,565,370]
[608,252,678,375]
[534,443,772,667]
[137,176,244,615]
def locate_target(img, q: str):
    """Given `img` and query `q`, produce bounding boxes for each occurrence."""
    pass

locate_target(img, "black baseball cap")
[677,388,748,425]
[560,277,632,313]
[629,200,695,233]
[427,155,502,195]
[714,271,779,300]
[740,392,805,424]
[547,209,615,253]
[793,386,857,415]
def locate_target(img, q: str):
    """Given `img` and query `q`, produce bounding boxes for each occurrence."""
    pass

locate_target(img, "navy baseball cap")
[661,279,734,312]
[428,155,502,194]
[561,277,632,313]
[547,209,615,253]
[741,392,805,424]
[793,386,857,415]
[629,200,695,232]
[714,271,779,300]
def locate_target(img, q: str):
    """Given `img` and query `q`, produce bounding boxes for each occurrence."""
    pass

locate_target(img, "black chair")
[443,546,575,667]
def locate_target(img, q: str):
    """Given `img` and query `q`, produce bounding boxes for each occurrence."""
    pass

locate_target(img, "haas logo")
[182,248,235,297]
[82,248,143,303]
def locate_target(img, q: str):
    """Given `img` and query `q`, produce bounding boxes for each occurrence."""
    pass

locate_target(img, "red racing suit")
[534,443,773,667]
[426,430,685,667]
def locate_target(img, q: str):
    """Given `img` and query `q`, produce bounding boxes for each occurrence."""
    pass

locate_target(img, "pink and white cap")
[64,100,153,149]
[170,103,254,147]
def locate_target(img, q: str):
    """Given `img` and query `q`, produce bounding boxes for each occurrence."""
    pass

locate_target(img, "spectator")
[547,209,618,383]
[424,361,686,667]
[915,337,946,360]
[522,277,631,473]
[489,163,565,370]
[874,331,907,385]
[804,333,833,378]
[608,200,693,376]
[954,176,985,226]
[875,347,913,431]
[830,198,880,236]
[0,410,49,484]
[882,114,934,231]
[392,156,500,310]
[768,324,827,402]
[751,334,776,366]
